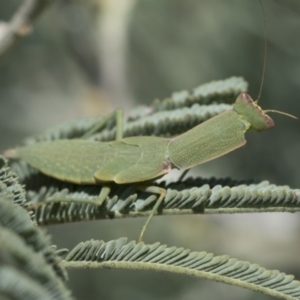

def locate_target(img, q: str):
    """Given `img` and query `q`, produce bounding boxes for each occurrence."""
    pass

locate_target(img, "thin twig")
[0,0,54,58]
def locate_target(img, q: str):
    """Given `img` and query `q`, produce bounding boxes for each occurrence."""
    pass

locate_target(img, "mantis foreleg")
[81,109,124,140]
[81,109,123,210]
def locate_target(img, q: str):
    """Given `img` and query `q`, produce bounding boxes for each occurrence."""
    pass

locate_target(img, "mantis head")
[233,92,275,132]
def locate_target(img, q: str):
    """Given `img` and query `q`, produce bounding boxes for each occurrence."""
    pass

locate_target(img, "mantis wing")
[94,136,172,184]
[16,139,118,184]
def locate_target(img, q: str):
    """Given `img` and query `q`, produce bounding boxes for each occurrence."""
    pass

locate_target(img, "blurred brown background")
[1,0,300,299]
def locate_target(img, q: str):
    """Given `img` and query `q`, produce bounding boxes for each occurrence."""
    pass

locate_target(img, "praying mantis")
[5,92,276,242]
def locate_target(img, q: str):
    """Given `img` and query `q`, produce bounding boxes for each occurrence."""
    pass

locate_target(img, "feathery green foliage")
[11,166,300,225]
[63,237,300,300]
[20,77,246,144]
[0,156,72,299]
[153,76,248,111]
[8,156,300,226]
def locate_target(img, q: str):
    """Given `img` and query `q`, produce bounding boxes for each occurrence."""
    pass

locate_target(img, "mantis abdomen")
[18,137,172,184]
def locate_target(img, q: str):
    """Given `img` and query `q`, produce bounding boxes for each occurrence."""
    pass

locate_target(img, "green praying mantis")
[5,92,279,242]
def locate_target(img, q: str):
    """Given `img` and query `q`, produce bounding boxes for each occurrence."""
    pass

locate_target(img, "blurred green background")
[1,0,300,299]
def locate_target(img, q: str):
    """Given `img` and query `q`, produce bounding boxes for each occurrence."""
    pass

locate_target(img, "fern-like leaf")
[0,225,72,300]
[0,266,56,300]
[63,237,300,300]
[0,156,27,208]
[153,76,247,111]
[16,167,300,225]
[0,156,69,281]
[17,77,245,145]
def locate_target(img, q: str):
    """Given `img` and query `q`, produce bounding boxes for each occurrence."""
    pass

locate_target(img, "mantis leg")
[136,185,167,243]
[96,185,111,206]
[81,109,124,140]
[178,169,189,182]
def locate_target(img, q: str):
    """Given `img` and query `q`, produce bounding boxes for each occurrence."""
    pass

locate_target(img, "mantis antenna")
[257,0,267,103]
[264,110,298,120]
[258,0,297,120]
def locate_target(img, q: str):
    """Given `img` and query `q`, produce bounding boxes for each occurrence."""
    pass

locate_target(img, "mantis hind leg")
[136,185,167,243]
[81,109,123,140]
